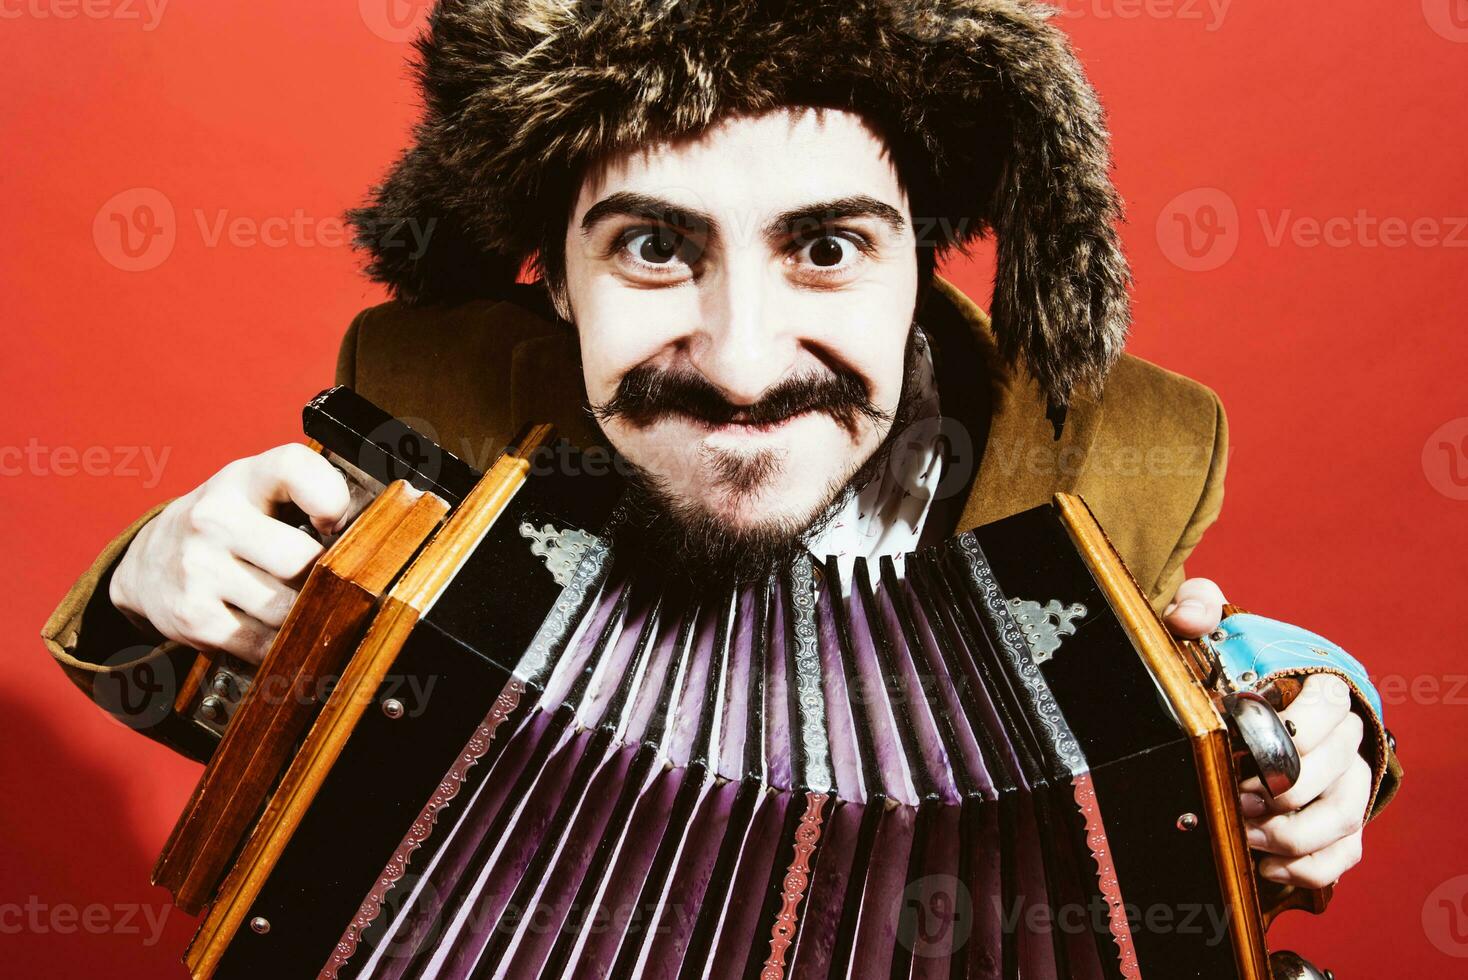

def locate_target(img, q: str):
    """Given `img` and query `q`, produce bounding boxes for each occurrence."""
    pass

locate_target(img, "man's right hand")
[109,444,352,665]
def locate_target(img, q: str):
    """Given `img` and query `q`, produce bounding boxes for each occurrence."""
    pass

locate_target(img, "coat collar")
[923,274,1106,532]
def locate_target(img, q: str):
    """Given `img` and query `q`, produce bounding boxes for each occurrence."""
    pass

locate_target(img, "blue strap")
[1210,612,1383,722]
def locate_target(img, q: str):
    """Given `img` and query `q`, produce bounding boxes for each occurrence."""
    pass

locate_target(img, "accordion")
[155,388,1331,979]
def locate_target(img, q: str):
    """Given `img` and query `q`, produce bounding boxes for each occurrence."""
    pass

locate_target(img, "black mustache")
[591,365,892,433]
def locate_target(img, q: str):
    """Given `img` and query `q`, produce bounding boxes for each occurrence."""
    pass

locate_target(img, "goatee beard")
[609,326,928,589]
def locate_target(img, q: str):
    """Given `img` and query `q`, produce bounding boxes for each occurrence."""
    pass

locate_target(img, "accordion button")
[199,696,226,723]
[382,698,406,720]
[249,916,271,935]
[1176,812,1199,832]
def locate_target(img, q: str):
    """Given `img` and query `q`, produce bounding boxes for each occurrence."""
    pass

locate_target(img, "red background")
[3,1,1465,975]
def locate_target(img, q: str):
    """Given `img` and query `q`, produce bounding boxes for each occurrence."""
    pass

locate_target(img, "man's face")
[562,107,919,549]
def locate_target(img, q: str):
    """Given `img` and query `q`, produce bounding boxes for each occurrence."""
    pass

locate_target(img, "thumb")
[1163,577,1226,639]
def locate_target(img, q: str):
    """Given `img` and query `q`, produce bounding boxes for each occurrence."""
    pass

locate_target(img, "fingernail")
[1259,865,1288,883]
[1240,793,1268,818]
[1163,602,1178,616]
[1246,827,1267,848]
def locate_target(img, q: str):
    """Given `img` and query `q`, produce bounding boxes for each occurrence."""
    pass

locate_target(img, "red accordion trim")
[318,678,526,979]
[1072,772,1141,979]
[761,791,827,980]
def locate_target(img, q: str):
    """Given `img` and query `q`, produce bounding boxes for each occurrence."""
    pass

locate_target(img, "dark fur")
[349,0,1131,409]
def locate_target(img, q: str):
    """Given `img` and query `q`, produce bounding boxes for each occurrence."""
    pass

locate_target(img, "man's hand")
[1163,578,1370,890]
[109,445,352,664]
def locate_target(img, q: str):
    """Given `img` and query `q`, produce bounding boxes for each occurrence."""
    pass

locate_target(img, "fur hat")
[349,0,1131,410]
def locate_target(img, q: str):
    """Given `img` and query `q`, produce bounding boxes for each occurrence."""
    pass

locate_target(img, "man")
[44,0,1395,913]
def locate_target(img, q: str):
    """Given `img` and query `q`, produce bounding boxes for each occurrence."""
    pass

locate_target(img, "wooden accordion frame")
[154,388,1328,980]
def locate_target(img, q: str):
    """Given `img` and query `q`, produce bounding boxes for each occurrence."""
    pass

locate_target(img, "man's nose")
[687,261,799,406]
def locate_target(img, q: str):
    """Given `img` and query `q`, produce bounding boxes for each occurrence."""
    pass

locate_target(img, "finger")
[1257,830,1364,889]
[1279,673,1355,755]
[1246,755,1371,856]
[1237,707,1364,802]
[210,607,279,664]
[245,445,352,534]
[215,557,301,629]
[226,508,327,582]
[1162,577,1226,639]
[1266,710,1365,812]
[175,601,278,665]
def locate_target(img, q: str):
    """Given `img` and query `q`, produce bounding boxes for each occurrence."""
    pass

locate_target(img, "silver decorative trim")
[514,533,611,687]
[953,533,1085,772]
[788,555,832,794]
[1006,598,1088,664]
[520,521,600,587]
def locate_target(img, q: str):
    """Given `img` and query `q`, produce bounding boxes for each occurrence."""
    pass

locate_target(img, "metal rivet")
[249,916,270,935]
[382,698,405,720]
[1239,671,1257,685]
[211,672,236,698]
[200,696,226,722]
[1209,629,1227,642]
[1285,720,1298,737]
[1176,812,1199,832]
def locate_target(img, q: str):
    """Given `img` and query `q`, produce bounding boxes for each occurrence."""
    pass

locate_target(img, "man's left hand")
[1163,578,1370,890]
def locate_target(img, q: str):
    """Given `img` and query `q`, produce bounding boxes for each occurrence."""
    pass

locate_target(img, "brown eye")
[637,231,680,264]
[809,236,846,267]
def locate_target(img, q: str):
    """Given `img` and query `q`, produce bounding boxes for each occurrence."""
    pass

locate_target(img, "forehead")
[573,107,908,221]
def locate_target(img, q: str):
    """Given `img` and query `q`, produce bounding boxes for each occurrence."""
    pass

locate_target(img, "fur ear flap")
[348,0,1132,409]
[945,4,1133,408]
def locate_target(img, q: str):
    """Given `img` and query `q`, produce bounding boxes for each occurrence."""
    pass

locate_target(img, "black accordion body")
[164,389,1314,979]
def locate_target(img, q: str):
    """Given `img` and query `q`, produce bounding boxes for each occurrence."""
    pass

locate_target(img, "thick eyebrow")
[577,192,908,243]
[764,196,908,242]
[579,192,712,238]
